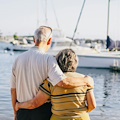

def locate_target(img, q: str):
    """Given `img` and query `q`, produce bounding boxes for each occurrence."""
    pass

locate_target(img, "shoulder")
[13,51,29,65]
[40,80,53,87]
[74,72,85,77]
[39,80,53,95]
[16,51,28,59]
[47,54,55,60]
[47,55,57,64]
[64,72,85,77]
[41,53,55,60]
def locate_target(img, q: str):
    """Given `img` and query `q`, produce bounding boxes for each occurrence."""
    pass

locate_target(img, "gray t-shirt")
[10,46,66,102]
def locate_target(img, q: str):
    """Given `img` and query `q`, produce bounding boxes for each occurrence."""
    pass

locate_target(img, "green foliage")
[13,34,18,39]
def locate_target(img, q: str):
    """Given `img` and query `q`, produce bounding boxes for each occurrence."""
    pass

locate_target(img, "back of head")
[34,26,52,43]
[56,49,78,72]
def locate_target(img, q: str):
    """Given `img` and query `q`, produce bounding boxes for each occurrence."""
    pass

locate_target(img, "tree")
[13,34,18,39]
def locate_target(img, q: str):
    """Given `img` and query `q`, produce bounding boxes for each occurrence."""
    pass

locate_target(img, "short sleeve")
[10,60,16,88]
[47,56,66,86]
[39,80,52,96]
[86,87,93,93]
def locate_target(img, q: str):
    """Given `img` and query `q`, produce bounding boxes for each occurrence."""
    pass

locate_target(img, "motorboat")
[5,38,34,51]
[0,34,14,50]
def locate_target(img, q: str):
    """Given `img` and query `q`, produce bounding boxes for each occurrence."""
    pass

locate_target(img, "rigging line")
[107,0,110,37]
[50,0,60,28]
[72,0,86,40]
[37,0,46,26]
[45,0,48,25]
[37,0,40,27]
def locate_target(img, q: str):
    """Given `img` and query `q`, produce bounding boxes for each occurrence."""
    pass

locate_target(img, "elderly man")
[10,26,93,120]
[15,49,96,120]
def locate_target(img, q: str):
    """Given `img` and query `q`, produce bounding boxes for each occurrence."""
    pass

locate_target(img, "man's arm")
[57,76,94,88]
[11,88,17,120]
[86,90,96,112]
[16,90,49,111]
[47,56,94,88]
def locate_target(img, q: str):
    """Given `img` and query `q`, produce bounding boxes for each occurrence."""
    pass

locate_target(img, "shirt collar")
[30,46,45,53]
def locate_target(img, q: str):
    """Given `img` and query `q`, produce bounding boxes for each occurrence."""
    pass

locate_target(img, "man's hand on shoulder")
[57,75,94,88]
[84,75,94,88]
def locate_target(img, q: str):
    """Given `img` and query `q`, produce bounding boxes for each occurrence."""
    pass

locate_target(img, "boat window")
[50,42,55,48]
[18,39,23,42]
[19,43,25,45]
[26,40,34,44]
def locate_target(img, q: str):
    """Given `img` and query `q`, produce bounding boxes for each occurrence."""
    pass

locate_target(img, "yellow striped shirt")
[39,72,92,118]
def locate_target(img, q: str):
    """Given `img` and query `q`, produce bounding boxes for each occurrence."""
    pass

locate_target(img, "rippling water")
[0,50,120,120]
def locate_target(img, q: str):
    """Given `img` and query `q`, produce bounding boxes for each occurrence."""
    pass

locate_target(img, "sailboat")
[106,0,120,51]
[46,0,120,69]
[60,0,120,69]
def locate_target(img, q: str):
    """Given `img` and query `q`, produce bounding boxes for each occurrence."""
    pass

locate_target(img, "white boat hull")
[3,32,120,68]
[47,50,120,68]
[10,44,34,51]
[7,43,120,68]
[77,54,120,68]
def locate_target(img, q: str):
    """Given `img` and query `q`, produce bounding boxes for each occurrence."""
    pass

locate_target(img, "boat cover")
[107,36,120,50]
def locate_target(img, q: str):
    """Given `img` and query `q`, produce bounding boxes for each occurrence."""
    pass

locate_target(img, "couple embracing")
[10,26,96,120]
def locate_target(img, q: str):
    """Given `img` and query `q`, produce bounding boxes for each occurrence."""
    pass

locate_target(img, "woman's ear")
[47,38,51,45]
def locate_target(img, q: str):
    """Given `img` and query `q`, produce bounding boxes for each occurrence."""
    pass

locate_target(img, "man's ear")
[47,38,51,45]
[33,37,35,43]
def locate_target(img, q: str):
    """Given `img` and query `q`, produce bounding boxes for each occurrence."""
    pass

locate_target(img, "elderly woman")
[16,49,96,120]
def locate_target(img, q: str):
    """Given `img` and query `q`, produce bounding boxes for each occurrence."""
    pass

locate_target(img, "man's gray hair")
[56,49,78,72]
[34,26,52,43]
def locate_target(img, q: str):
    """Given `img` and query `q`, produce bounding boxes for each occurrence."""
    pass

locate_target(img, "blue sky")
[0,0,120,40]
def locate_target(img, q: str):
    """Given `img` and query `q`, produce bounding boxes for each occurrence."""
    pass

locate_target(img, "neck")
[35,42,47,52]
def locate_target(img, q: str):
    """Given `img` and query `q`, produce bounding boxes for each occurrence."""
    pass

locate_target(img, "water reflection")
[103,72,120,107]
[76,68,120,119]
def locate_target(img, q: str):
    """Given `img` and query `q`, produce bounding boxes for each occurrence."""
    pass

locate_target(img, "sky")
[0,0,120,40]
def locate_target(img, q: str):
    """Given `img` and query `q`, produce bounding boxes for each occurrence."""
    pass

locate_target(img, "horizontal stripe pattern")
[39,72,93,117]
[39,84,51,96]
[51,92,86,97]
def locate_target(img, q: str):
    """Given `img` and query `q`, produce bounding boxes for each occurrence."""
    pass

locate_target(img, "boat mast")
[45,0,48,25]
[37,0,48,27]
[37,0,40,27]
[107,0,110,37]
[72,0,86,40]
[51,0,60,28]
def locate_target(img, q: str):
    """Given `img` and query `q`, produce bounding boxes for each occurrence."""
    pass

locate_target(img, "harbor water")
[0,50,120,120]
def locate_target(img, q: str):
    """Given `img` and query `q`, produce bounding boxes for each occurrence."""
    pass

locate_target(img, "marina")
[0,0,120,69]
[1,38,120,69]
[0,52,120,120]
[0,0,120,119]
